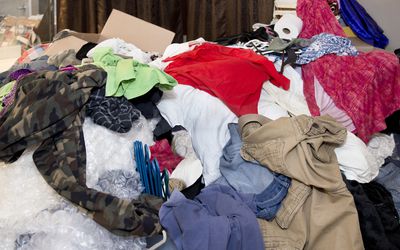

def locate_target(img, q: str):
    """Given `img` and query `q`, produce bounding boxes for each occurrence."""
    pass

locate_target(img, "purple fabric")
[9,69,32,81]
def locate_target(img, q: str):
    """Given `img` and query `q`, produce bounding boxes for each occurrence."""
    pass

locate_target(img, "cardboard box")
[45,9,175,56]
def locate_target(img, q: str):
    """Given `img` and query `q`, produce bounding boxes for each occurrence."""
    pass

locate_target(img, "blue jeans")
[254,174,291,220]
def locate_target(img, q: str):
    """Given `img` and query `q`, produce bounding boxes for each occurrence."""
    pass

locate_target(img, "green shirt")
[92,47,177,99]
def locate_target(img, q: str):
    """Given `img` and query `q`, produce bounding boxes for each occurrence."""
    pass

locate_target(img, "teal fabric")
[92,47,177,99]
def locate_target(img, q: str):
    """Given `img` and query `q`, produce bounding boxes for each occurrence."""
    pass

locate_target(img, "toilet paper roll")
[274,14,303,40]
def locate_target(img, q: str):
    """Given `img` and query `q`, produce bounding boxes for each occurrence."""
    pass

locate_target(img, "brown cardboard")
[45,35,87,56]
[72,33,103,44]
[101,9,175,53]
[44,9,175,56]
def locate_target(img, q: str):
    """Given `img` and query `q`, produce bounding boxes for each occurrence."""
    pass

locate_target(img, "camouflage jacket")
[0,64,163,236]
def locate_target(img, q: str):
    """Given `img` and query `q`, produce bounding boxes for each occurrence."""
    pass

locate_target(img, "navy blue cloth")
[159,184,264,250]
[341,0,389,48]
[219,123,290,220]
[254,174,290,220]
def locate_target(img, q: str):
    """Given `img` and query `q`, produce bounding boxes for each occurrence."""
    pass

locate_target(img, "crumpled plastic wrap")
[0,116,156,250]
[84,117,155,188]
[12,202,146,250]
[95,169,142,200]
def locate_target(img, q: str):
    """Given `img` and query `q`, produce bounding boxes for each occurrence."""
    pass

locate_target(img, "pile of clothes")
[0,0,399,249]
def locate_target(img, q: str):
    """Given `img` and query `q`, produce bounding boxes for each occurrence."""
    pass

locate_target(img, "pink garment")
[297,0,344,39]
[314,78,356,132]
[60,65,78,71]
[298,0,400,142]
[150,139,183,174]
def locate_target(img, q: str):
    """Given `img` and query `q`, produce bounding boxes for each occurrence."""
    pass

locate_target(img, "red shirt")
[164,43,290,116]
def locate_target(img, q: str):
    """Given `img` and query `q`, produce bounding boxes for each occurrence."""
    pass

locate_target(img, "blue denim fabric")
[255,174,291,220]
[219,123,291,220]
[220,123,275,194]
[374,159,400,217]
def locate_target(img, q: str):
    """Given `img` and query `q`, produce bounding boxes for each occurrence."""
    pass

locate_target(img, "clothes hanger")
[133,140,170,199]
[147,230,168,250]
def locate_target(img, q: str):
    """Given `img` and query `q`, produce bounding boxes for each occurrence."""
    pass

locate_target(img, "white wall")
[0,0,41,16]
[357,0,400,51]
[0,0,28,16]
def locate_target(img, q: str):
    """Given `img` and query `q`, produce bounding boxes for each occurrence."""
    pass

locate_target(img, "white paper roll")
[274,14,303,40]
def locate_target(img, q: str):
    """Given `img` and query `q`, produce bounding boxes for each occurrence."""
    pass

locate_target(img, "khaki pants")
[239,114,364,250]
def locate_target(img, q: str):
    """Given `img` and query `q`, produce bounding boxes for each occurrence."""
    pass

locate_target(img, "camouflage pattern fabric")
[0,64,163,236]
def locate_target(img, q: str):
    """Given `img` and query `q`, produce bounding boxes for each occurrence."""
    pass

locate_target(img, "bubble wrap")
[0,116,156,250]
[84,117,155,188]
[12,203,146,250]
[95,169,142,200]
